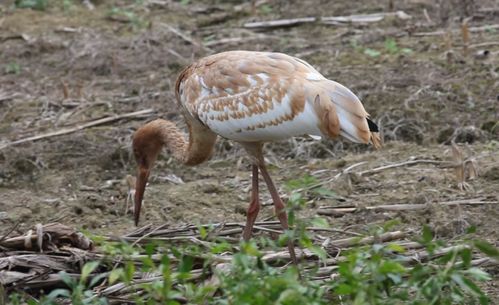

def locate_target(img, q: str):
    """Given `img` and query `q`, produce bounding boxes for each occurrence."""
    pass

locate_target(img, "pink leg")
[258,162,298,264]
[242,164,260,241]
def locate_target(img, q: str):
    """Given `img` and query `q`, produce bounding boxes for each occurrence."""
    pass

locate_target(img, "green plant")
[26,261,108,305]
[14,0,47,10]
[8,228,497,305]
[364,48,381,58]
[5,62,21,74]
[215,251,324,305]
[285,174,337,199]
[259,4,273,14]
[384,38,413,55]
[108,6,149,30]
[363,38,413,58]
[328,225,493,305]
[63,0,73,12]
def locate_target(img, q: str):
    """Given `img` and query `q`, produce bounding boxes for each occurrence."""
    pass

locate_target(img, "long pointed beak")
[134,167,150,226]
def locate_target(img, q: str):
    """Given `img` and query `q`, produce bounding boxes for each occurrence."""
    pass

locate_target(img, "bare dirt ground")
[1,0,498,299]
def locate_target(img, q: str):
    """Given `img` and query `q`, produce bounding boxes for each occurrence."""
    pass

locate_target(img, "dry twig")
[0,109,154,150]
[2,222,495,299]
[244,11,411,29]
[318,198,497,216]
[357,159,451,176]
[414,24,499,36]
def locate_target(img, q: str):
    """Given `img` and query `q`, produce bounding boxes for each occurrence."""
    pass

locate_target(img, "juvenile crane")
[132,51,381,262]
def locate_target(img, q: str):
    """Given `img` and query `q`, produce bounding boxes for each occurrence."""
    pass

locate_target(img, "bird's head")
[132,120,165,226]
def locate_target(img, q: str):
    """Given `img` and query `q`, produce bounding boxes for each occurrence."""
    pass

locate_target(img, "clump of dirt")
[483,166,499,181]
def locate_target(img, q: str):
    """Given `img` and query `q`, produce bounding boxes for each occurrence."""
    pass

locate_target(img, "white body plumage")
[176,51,380,147]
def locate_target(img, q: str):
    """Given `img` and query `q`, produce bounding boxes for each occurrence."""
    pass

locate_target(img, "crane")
[132,51,381,263]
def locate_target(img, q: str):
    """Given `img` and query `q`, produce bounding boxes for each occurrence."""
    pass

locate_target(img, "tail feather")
[367,118,382,149]
[310,79,381,149]
[367,118,379,132]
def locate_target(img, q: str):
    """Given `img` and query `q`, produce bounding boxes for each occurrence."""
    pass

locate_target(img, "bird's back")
[175,51,380,147]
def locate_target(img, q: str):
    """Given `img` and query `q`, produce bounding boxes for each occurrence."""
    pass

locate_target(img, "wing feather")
[176,51,380,147]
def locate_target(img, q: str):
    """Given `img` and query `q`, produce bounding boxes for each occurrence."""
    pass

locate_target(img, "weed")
[14,0,47,10]
[364,48,381,58]
[363,38,413,58]
[329,225,493,304]
[7,228,496,305]
[63,0,73,12]
[5,62,21,74]
[108,6,149,30]
[285,174,337,200]
[259,4,273,15]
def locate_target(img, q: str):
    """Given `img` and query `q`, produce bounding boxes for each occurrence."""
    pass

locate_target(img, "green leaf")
[313,187,337,197]
[387,243,406,253]
[451,273,467,289]
[288,210,295,226]
[310,217,329,228]
[474,240,499,258]
[466,225,477,234]
[141,256,155,271]
[285,175,318,190]
[15,0,47,10]
[5,62,21,74]
[145,242,156,256]
[81,261,99,282]
[364,48,381,58]
[179,255,194,273]
[58,271,74,287]
[260,4,273,14]
[241,241,261,257]
[89,272,108,288]
[199,226,208,239]
[484,26,497,33]
[422,225,433,243]
[461,276,485,296]
[465,268,491,281]
[288,192,303,203]
[308,245,327,262]
[171,247,181,258]
[382,219,401,231]
[47,288,71,298]
[336,283,354,295]
[124,261,135,282]
[379,261,406,274]
[401,48,413,54]
[387,273,403,284]
[384,38,398,53]
[211,241,232,254]
[109,268,124,284]
[479,295,490,305]
[460,248,472,267]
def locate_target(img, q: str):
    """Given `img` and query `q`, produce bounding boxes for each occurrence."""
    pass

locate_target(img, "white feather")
[306,72,324,81]
[326,80,367,143]
[336,108,361,143]
[248,76,258,86]
[203,100,322,141]
[257,73,269,82]
[308,134,322,140]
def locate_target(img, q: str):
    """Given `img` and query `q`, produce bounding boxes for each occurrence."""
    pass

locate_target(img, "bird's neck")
[157,119,217,166]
